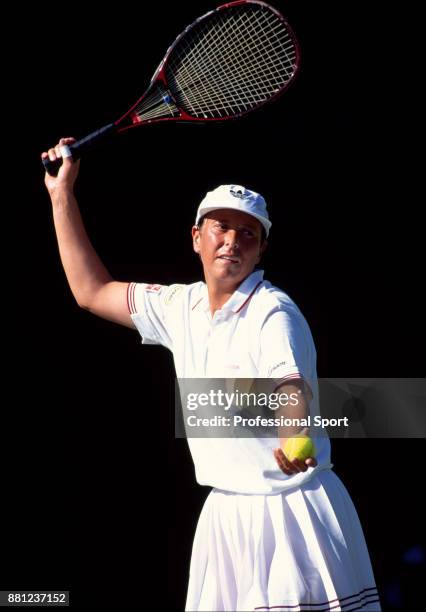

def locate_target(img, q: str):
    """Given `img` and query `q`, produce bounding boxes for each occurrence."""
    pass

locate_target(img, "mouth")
[217,255,240,264]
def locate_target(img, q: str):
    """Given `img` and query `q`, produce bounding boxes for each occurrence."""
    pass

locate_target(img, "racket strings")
[168,14,253,114]
[165,6,297,118]
[171,26,293,113]
[191,13,294,105]
[174,14,242,109]
[133,85,179,121]
[176,12,294,88]
[169,28,292,114]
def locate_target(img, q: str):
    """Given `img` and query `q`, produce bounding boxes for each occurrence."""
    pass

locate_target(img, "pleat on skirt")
[185,469,380,611]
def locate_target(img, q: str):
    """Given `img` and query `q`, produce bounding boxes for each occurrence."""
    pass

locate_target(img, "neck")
[207,287,234,316]
[203,270,258,316]
[204,275,239,316]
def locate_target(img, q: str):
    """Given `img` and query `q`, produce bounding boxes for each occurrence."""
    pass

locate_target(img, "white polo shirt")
[128,270,332,494]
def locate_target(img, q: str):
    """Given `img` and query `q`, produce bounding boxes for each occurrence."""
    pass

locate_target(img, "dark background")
[3,0,424,609]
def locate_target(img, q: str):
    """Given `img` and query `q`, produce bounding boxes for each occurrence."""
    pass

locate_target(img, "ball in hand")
[283,435,316,462]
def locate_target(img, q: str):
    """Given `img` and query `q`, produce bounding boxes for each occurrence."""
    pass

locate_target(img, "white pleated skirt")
[185,469,380,611]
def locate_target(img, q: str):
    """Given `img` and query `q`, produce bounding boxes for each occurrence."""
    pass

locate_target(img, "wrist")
[50,186,76,209]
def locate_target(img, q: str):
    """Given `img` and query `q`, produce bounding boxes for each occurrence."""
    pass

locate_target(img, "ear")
[256,239,268,263]
[192,225,201,253]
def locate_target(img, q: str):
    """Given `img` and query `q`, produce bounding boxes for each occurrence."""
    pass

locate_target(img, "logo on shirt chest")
[163,284,184,305]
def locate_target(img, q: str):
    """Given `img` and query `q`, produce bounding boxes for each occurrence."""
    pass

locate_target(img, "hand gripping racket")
[43,0,300,176]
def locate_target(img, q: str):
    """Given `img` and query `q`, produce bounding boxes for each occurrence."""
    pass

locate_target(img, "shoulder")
[255,281,316,355]
[252,280,315,345]
[253,279,304,320]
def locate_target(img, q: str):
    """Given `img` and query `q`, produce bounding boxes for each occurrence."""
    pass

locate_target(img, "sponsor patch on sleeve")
[144,284,163,293]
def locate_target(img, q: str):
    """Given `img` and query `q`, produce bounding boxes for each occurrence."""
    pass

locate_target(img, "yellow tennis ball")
[283,435,316,462]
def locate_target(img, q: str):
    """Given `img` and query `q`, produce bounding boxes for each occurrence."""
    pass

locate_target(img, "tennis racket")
[43,0,300,176]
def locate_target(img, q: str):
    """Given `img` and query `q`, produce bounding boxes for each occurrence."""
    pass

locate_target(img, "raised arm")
[42,137,133,328]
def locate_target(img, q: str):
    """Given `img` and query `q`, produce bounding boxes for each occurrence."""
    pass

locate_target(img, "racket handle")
[42,123,117,177]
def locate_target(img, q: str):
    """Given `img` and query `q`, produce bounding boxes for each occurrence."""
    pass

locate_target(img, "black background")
[3,1,424,610]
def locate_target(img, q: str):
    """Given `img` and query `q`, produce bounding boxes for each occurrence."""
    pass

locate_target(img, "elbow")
[74,280,113,313]
[76,298,91,312]
[78,302,92,312]
[74,292,94,312]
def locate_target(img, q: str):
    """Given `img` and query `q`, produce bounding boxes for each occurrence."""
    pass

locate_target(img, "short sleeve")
[127,282,185,350]
[259,306,315,392]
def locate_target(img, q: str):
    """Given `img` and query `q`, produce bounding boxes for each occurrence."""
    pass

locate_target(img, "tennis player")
[42,138,381,611]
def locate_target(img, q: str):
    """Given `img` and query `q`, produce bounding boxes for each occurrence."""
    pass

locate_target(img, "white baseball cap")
[195,184,271,237]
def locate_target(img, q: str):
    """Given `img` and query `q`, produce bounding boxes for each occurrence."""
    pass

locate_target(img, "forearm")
[51,188,113,309]
[275,381,309,443]
[273,381,317,474]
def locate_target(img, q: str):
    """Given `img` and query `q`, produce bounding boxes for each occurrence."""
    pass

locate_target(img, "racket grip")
[42,122,117,177]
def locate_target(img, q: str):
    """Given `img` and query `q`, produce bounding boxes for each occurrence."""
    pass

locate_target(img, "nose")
[224,229,239,249]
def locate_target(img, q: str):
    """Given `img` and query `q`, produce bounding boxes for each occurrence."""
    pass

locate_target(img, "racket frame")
[115,0,301,132]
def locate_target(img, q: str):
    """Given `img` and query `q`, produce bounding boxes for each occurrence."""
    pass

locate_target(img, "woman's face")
[192,209,267,289]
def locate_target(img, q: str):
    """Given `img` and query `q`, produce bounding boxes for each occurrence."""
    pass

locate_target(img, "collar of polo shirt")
[196,269,264,314]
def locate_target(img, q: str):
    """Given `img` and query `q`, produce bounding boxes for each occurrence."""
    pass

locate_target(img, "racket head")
[116,0,301,130]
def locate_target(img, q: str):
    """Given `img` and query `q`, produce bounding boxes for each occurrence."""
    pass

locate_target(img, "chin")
[219,270,246,284]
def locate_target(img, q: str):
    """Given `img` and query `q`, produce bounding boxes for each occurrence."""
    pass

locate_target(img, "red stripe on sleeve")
[273,373,303,392]
[273,374,313,400]
[127,282,137,315]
